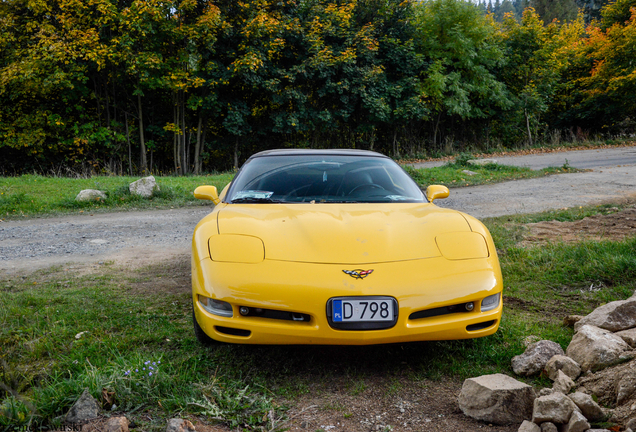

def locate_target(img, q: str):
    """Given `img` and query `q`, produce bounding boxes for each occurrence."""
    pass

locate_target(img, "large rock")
[518,420,541,432]
[615,328,636,348]
[458,373,535,425]
[65,389,99,424]
[512,340,565,376]
[553,370,576,394]
[540,423,558,432]
[566,325,631,372]
[617,371,636,405]
[105,417,129,432]
[166,419,195,432]
[545,355,581,381]
[532,392,579,424]
[75,189,107,202]
[129,176,160,198]
[562,410,590,432]
[568,392,605,422]
[575,294,636,332]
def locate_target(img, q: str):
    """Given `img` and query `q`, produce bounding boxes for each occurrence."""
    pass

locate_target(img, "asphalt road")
[410,145,636,169]
[1,145,635,273]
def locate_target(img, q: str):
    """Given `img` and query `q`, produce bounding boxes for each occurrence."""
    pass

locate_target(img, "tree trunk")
[125,113,132,176]
[234,137,239,169]
[524,108,533,146]
[173,98,179,174]
[137,93,147,174]
[194,115,203,174]
[181,92,187,174]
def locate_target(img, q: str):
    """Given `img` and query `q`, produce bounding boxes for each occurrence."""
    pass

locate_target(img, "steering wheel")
[348,184,384,195]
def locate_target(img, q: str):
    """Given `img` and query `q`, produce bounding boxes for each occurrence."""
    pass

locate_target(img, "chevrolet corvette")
[191,149,503,345]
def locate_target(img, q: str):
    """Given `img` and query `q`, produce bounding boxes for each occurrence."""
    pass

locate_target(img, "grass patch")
[1,203,634,430]
[0,173,234,220]
[403,159,579,189]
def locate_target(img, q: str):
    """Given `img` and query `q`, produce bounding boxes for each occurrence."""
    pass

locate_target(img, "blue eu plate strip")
[333,300,343,322]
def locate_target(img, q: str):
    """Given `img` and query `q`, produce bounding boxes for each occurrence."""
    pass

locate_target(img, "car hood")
[216,203,471,265]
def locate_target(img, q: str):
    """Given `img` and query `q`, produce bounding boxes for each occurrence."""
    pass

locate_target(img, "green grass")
[0,173,234,220]
[1,203,634,430]
[0,162,579,220]
[404,160,579,189]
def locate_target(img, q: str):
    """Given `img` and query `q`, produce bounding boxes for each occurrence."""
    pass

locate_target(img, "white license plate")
[332,297,394,322]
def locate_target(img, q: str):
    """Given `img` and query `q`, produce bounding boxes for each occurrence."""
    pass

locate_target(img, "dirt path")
[1,147,635,274]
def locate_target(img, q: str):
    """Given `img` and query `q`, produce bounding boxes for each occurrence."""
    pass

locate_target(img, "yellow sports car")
[191,149,503,345]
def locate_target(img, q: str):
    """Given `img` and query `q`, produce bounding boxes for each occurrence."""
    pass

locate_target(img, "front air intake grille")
[466,320,496,332]
[239,307,310,322]
[215,326,251,337]
[409,303,473,320]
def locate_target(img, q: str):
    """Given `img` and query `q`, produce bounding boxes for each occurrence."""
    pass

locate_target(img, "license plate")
[332,297,394,322]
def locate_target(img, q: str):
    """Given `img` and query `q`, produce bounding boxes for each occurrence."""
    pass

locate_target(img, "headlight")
[435,232,489,260]
[208,234,264,263]
[481,293,501,312]
[199,295,233,317]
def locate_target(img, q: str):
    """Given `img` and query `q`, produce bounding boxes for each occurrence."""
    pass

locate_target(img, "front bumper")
[192,256,503,345]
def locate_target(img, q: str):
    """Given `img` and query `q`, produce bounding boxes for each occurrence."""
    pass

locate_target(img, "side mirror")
[426,185,449,203]
[194,185,220,205]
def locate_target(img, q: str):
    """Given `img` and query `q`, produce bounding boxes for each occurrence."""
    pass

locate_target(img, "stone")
[568,392,605,422]
[105,417,129,432]
[552,370,576,394]
[566,325,631,372]
[628,418,636,430]
[615,328,636,348]
[65,389,99,424]
[617,371,636,405]
[75,189,107,202]
[458,373,535,425]
[544,355,581,381]
[532,392,579,424]
[574,295,636,332]
[562,410,590,432]
[129,176,160,198]
[462,170,479,176]
[540,422,558,432]
[539,388,554,397]
[166,418,195,432]
[467,158,498,166]
[563,315,584,327]
[518,420,541,432]
[512,340,565,376]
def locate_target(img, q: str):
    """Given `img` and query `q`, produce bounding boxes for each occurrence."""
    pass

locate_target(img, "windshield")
[227,154,425,204]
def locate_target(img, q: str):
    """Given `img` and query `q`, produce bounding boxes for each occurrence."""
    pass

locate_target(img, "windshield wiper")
[231,197,282,204]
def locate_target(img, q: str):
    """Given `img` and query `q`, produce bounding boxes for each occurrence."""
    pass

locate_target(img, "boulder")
[562,410,590,432]
[75,189,107,202]
[129,176,160,198]
[566,325,631,372]
[540,423,558,432]
[544,355,581,381]
[615,328,636,348]
[458,373,535,425]
[65,389,99,424]
[628,418,636,430]
[166,419,195,432]
[539,388,554,397]
[552,370,576,394]
[518,420,541,432]
[532,392,579,424]
[105,417,129,432]
[568,392,605,422]
[574,295,636,332]
[512,340,565,376]
[563,315,584,327]
[617,371,636,405]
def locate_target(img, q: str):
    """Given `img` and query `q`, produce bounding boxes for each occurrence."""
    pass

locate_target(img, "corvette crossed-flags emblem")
[342,269,374,279]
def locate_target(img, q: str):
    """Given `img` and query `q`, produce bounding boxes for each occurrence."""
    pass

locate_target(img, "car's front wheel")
[192,306,220,347]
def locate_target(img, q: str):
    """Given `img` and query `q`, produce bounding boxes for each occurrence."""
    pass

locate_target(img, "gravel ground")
[1,146,635,274]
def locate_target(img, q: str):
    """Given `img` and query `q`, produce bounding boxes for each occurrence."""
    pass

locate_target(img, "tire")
[192,305,219,347]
